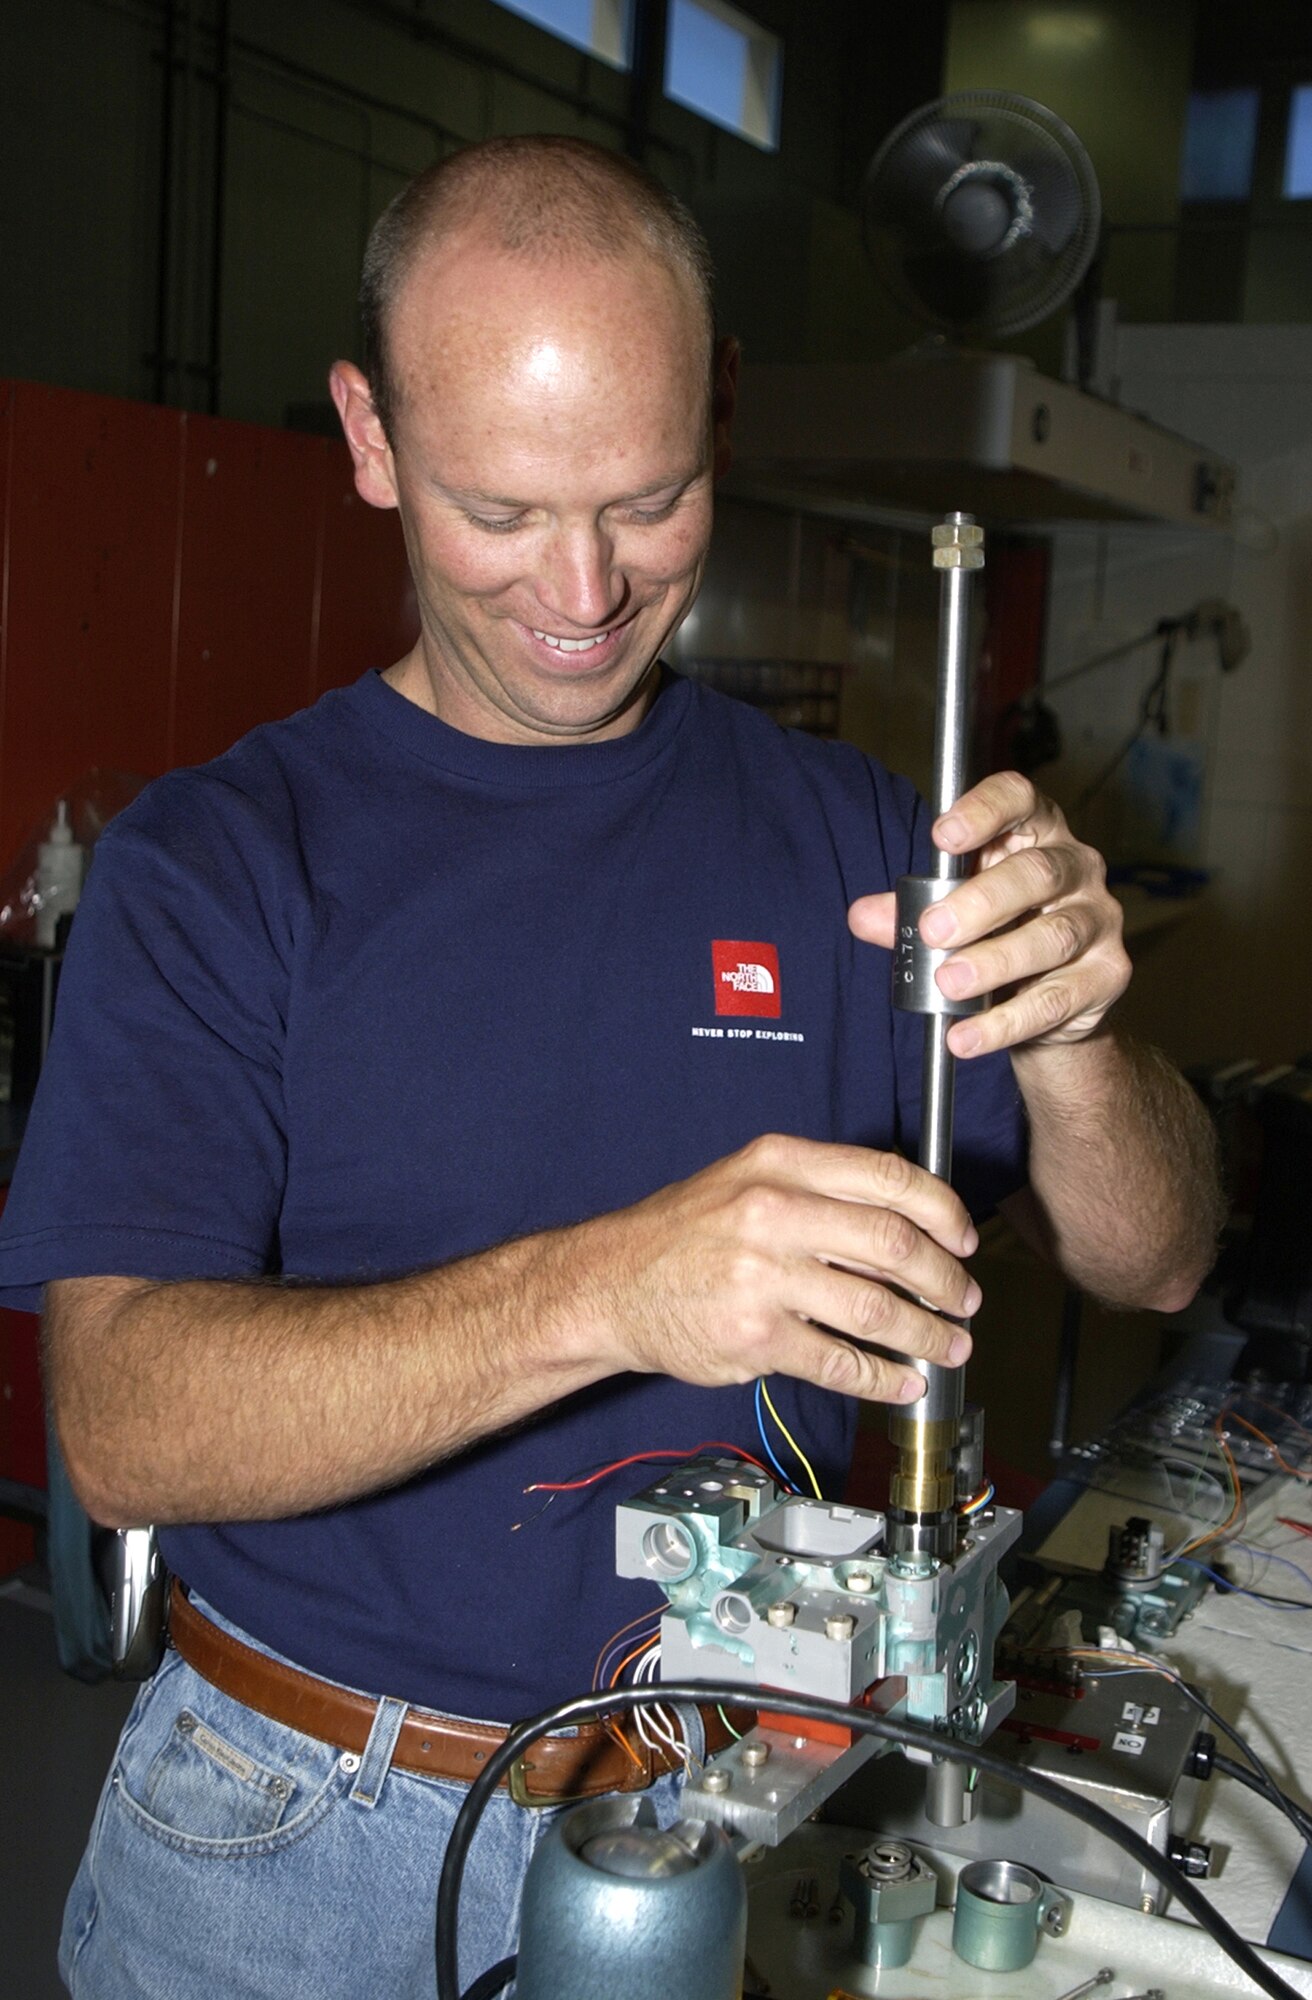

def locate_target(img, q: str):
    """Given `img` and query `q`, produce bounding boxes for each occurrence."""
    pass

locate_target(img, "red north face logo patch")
[712,940,782,1018]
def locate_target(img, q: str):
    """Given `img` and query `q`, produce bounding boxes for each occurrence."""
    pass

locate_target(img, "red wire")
[525,1442,773,1495]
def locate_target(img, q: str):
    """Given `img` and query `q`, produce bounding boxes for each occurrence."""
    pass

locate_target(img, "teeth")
[531,630,607,652]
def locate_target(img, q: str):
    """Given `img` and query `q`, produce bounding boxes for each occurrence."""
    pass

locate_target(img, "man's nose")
[535,524,623,628]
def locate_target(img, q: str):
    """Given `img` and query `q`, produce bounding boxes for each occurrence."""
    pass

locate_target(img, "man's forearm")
[1008,1029,1223,1311]
[48,1133,992,1529]
[46,1231,611,1528]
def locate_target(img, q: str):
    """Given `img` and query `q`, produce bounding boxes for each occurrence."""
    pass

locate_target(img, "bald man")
[1,137,1219,1997]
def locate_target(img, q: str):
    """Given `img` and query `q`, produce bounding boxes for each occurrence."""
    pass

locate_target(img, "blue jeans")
[59,1605,689,1998]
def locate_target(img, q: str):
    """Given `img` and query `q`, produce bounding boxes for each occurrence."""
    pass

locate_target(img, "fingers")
[920,839,1086,951]
[933,770,1056,855]
[891,773,1131,1056]
[847,889,896,949]
[765,1318,939,1406]
[772,1187,979,1322]
[742,1133,977,1258]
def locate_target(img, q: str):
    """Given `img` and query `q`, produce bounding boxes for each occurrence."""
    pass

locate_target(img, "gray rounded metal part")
[514,1796,746,2000]
[952,1858,1072,1972]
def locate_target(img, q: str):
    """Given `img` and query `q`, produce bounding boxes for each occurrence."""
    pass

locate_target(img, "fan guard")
[862,91,1101,341]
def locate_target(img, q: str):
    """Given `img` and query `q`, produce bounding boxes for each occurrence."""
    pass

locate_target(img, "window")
[1285,85,1312,199]
[490,0,633,70]
[664,0,782,152]
[1180,87,1259,202]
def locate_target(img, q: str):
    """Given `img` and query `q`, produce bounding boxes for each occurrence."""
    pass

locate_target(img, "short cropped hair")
[359,135,716,441]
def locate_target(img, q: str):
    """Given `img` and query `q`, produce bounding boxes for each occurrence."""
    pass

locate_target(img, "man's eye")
[626,499,679,525]
[465,513,524,534]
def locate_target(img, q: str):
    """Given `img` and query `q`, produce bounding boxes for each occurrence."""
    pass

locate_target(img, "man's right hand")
[566,1132,978,1405]
[47,1134,979,1527]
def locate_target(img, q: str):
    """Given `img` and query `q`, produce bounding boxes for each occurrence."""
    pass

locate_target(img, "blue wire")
[754,1378,798,1491]
[1230,1543,1312,1591]
[1174,1555,1312,1610]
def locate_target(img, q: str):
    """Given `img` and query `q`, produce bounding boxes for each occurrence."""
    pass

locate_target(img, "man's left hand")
[848,771,1131,1060]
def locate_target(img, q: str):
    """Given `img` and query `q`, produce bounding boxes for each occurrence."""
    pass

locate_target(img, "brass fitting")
[930,518,985,571]
[888,1413,959,1516]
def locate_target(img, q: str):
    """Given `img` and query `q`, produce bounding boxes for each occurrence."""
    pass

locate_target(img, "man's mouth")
[530,629,610,653]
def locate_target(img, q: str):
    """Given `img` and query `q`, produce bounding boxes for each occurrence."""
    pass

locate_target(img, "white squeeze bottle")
[35,800,84,947]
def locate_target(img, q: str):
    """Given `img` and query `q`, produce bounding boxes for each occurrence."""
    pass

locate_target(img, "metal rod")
[904,515,980,1431]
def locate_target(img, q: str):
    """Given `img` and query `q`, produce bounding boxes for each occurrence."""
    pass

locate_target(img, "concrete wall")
[1,0,946,426]
[1039,323,1312,1068]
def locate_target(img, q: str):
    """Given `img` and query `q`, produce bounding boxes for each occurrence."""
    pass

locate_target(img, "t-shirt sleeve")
[0,781,293,1311]
[890,790,1029,1220]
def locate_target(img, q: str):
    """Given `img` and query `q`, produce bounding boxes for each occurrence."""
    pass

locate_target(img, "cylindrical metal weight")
[892,877,988,1018]
[514,1796,746,2000]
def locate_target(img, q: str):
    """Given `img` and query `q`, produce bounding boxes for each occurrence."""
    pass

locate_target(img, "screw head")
[767,1601,797,1628]
[845,1570,875,1593]
[824,1612,856,1642]
[741,1741,770,1769]
[701,1767,731,1794]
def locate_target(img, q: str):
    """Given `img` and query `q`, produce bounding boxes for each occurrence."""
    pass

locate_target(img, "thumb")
[848,890,897,950]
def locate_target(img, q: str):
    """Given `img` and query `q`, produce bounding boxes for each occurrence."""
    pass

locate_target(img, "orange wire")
[591,1606,664,1691]
[599,1635,663,1769]
[1227,1410,1312,1483]
[610,1635,661,1688]
[1239,1391,1312,1447]
[605,1721,646,1772]
[1176,1413,1245,1558]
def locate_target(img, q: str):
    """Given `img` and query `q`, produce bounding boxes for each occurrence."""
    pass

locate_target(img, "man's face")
[334,234,729,744]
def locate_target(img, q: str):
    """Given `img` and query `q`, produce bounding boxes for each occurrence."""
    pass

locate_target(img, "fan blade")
[1006,150,1086,255]
[865,120,984,235]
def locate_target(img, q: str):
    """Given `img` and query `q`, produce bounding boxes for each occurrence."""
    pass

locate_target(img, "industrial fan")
[861,90,1102,345]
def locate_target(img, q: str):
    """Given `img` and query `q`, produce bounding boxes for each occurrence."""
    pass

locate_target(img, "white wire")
[626,1644,693,1772]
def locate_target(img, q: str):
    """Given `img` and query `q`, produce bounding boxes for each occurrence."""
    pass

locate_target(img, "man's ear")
[710,336,740,482]
[329,361,399,511]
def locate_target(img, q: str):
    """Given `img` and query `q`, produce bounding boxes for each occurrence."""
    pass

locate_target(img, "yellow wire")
[759,1378,822,1498]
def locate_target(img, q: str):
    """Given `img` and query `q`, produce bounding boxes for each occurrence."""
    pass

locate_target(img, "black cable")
[1158,1676,1312,1856]
[435,1680,1305,2000]
[1214,1750,1312,1846]
[458,1959,515,2000]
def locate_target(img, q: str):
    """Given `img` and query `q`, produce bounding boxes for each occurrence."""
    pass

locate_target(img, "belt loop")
[350,1695,408,1809]
[673,1702,707,1768]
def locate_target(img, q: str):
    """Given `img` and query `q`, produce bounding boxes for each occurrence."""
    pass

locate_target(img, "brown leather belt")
[168,1581,750,1804]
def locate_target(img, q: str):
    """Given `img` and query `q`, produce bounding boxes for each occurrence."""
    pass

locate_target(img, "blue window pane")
[493,0,632,69]
[666,0,750,135]
[1285,85,1312,199]
[1180,88,1259,202]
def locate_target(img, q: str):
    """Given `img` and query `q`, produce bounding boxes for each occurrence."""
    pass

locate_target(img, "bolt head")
[824,1612,857,1642]
[741,1741,770,1769]
[701,1767,731,1794]
[767,1601,797,1628]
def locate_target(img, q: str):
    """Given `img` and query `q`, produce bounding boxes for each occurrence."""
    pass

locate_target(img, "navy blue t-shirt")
[0,669,1026,1719]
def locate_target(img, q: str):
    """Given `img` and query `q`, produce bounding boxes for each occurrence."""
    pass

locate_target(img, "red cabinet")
[0,381,418,1557]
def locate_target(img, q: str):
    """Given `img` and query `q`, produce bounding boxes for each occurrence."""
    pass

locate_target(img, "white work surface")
[745,1828,1312,1998]
[1035,1471,1312,1949]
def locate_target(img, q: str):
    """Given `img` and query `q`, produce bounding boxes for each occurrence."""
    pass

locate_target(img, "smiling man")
[0,137,1220,1998]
